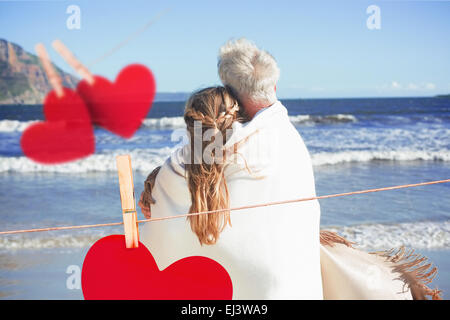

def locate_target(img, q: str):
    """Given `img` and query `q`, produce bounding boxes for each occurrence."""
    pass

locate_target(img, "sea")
[0,97,449,299]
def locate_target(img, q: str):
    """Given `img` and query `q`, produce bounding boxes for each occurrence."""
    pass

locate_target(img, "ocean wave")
[0,233,106,250]
[0,148,174,173]
[0,114,357,133]
[142,117,186,129]
[312,150,450,166]
[0,120,38,132]
[0,227,118,250]
[0,118,185,132]
[0,148,449,173]
[0,220,448,250]
[289,114,357,125]
[324,220,450,251]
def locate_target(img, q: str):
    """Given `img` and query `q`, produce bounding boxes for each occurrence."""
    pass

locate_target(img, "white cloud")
[383,81,437,91]
[391,81,401,89]
[407,83,418,90]
[424,82,436,90]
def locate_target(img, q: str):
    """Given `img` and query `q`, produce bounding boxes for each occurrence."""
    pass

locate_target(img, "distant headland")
[0,39,190,105]
[0,39,78,104]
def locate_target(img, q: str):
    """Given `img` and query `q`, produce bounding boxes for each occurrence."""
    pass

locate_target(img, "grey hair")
[218,38,280,105]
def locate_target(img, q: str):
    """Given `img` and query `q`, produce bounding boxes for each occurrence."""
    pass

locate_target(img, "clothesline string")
[0,178,449,236]
[88,8,171,67]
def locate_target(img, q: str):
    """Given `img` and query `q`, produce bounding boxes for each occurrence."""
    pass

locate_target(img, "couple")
[138,39,441,300]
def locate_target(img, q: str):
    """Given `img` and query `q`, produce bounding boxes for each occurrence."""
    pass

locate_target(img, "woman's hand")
[139,166,161,220]
[138,192,151,219]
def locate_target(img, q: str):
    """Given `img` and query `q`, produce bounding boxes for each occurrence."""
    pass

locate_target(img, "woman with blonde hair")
[140,85,325,299]
[139,86,441,300]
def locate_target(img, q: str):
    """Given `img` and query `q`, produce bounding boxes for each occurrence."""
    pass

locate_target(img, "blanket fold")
[319,230,442,300]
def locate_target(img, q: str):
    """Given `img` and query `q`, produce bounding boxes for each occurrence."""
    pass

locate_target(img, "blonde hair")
[184,86,246,245]
[218,38,280,105]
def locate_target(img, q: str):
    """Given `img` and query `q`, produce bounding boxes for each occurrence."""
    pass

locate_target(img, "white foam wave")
[141,114,357,128]
[0,114,357,133]
[0,118,188,132]
[0,120,38,132]
[0,148,449,173]
[0,148,175,173]
[142,117,186,129]
[0,220,448,250]
[312,150,450,166]
[289,114,357,125]
[324,220,450,251]
[0,233,105,250]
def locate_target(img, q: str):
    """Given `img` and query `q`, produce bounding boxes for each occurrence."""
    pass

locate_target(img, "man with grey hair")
[216,38,323,298]
[218,38,280,118]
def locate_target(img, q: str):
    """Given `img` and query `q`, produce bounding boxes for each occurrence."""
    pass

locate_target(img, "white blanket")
[320,244,413,299]
[140,101,323,299]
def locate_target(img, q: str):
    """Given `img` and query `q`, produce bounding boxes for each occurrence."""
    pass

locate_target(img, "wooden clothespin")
[35,43,64,98]
[52,39,95,85]
[116,155,139,248]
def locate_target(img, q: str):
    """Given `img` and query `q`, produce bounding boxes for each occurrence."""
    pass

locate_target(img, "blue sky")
[0,0,449,98]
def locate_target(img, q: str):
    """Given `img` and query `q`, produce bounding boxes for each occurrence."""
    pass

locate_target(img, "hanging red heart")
[82,235,233,300]
[20,88,95,164]
[77,64,156,139]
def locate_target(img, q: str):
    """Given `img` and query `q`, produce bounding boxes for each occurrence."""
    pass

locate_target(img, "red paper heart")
[82,235,233,300]
[77,64,156,139]
[20,88,95,164]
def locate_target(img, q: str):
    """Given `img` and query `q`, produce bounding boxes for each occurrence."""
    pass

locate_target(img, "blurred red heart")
[77,64,156,139]
[20,88,95,164]
[82,235,233,300]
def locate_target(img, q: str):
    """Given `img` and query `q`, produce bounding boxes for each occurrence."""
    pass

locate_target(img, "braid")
[183,86,242,245]
[184,108,217,128]
[215,101,240,131]
[185,99,239,132]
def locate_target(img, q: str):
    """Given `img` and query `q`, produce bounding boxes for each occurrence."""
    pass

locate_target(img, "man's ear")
[274,85,277,92]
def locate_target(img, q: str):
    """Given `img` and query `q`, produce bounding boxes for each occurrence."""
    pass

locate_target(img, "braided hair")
[184,86,246,245]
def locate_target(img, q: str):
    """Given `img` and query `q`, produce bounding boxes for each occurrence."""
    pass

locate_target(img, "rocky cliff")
[0,39,78,104]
